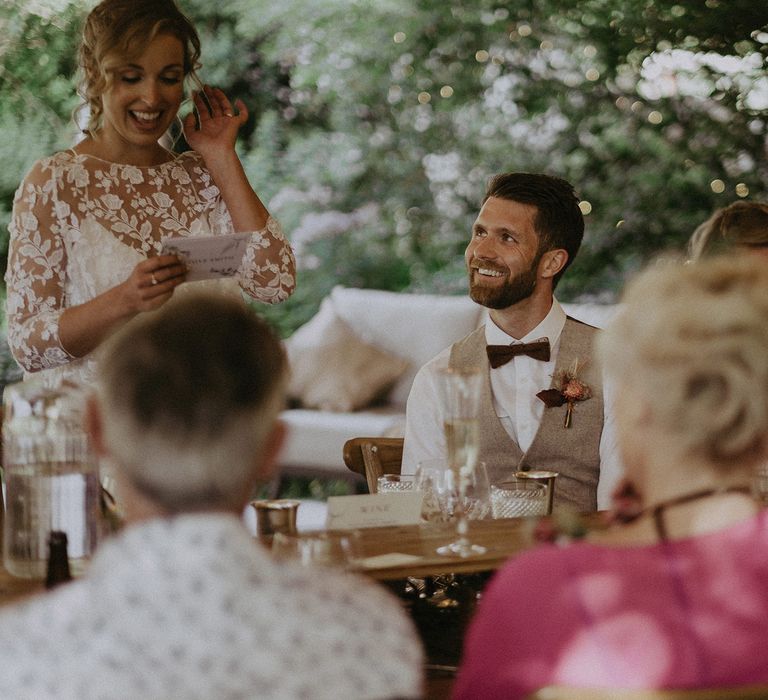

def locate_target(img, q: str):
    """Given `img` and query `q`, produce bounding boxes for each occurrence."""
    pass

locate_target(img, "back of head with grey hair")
[96,293,287,511]
[598,256,768,467]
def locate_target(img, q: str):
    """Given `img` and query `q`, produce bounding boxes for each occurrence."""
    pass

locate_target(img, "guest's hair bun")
[599,256,768,465]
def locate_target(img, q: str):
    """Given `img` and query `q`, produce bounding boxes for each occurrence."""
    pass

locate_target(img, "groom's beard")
[467,258,539,309]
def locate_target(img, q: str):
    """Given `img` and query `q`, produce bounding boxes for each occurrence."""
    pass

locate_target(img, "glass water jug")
[2,380,100,579]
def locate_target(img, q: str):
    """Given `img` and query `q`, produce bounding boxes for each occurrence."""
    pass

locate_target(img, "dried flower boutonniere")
[536,359,592,428]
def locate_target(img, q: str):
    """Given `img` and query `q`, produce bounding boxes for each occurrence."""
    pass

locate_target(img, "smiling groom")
[402,172,621,512]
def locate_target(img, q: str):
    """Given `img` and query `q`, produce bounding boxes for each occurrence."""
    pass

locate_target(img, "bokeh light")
[710,179,726,193]
[735,183,749,197]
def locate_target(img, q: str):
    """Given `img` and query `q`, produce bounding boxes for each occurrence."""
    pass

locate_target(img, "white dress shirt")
[402,299,623,509]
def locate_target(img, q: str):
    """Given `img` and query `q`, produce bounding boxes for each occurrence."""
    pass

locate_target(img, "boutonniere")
[536,359,592,428]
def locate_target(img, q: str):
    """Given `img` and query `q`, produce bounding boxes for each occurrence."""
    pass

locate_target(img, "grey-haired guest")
[0,293,423,700]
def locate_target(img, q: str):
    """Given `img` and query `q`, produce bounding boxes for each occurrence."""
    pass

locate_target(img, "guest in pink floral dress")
[454,255,768,698]
[5,0,295,387]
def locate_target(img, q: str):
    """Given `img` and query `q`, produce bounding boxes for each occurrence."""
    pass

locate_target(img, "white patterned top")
[0,513,424,700]
[5,149,295,386]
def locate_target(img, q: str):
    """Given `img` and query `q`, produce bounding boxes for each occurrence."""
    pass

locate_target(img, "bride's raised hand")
[182,85,248,160]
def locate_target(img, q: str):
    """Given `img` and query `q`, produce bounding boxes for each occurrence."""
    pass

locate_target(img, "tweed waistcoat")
[449,317,603,512]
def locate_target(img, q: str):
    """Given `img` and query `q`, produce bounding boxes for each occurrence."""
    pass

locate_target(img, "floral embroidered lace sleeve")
[5,150,295,380]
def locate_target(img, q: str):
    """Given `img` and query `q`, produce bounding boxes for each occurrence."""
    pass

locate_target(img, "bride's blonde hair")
[599,256,768,466]
[76,0,201,134]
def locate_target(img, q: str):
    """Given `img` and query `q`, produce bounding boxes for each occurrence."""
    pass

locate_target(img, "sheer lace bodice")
[5,149,295,386]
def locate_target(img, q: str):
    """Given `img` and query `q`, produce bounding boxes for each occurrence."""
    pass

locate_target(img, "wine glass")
[415,460,453,523]
[436,366,486,557]
[416,458,491,523]
[272,531,363,570]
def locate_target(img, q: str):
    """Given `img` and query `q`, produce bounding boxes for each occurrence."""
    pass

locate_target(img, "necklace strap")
[643,485,754,542]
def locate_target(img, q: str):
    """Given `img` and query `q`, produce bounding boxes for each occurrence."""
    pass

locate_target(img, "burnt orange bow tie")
[486,339,551,368]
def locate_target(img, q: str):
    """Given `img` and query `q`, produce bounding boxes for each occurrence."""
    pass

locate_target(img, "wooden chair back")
[342,437,404,494]
[527,685,768,700]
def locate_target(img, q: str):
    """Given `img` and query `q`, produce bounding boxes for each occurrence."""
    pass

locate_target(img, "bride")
[4,0,295,387]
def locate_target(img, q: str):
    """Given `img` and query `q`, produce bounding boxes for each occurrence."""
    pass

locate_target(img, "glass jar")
[2,380,100,579]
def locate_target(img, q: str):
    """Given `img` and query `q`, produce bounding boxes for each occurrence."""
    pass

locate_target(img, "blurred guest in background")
[5,0,295,389]
[454,256,768,698]
[687,200,768,261]
[0,294,422,700]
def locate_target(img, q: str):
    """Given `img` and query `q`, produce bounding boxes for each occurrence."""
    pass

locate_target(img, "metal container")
[514,470,558,515]
[250,499,300,540]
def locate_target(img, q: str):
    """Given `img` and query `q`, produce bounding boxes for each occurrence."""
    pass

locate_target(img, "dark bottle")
[45,530,72,589]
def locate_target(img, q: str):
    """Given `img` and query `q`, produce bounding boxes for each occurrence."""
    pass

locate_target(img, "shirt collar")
[484,298,566,345]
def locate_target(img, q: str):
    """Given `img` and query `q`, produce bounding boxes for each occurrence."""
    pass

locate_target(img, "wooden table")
[0,515,585,603]
[347,516,542,580]
[0,516,553,609]
[0,562,44,606]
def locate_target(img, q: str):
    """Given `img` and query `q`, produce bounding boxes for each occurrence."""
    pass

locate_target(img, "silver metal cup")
[514,470,558,515]
[250,499,300,540]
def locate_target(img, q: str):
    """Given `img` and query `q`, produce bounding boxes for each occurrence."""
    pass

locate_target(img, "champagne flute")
[436,367,486,557]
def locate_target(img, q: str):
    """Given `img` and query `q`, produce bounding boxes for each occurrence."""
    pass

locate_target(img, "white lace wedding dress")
[5,149,295,388]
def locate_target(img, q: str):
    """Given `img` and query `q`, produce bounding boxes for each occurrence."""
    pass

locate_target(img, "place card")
[325,493,424,529]
[160,232,252,281]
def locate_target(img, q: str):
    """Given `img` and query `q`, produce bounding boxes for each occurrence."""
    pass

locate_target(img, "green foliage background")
[1,0,767,338]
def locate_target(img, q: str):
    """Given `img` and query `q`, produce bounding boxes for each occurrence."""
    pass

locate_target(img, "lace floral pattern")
[5,150,295,383]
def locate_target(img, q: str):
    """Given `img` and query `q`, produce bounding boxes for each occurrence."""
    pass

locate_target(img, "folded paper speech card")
[160,233,252,282]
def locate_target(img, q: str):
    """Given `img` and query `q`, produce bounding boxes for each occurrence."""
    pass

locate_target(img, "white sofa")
[277,285,616,483]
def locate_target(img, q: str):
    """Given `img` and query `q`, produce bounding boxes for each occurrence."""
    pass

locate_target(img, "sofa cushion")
[286,297,409,412]
[330,286,484,407]
[279,407,406,473]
